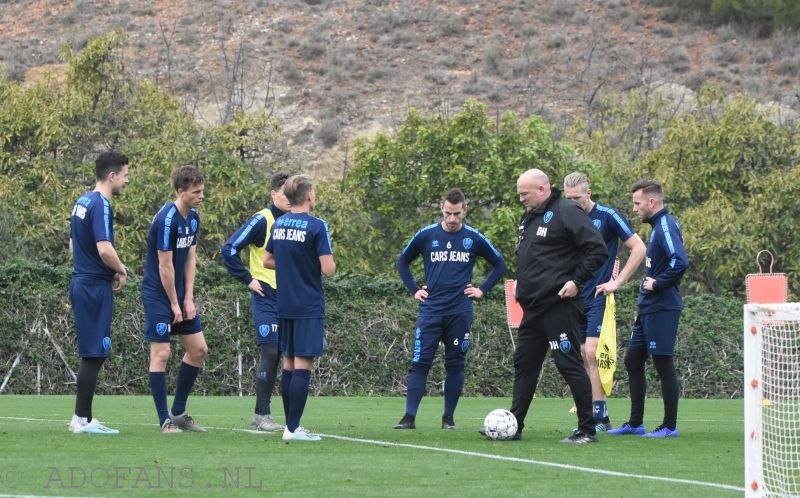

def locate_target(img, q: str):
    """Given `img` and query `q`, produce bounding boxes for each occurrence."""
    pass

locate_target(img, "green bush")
[0,260,744,399]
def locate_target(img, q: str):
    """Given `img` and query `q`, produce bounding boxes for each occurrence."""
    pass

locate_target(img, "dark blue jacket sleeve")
[222,215,267,285]
[475,235,507,295]
[653,218,688,291]
[396,236,421,295]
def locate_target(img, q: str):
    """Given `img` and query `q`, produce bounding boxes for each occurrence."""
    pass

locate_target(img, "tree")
[319,100,577,275]
[0,31,292,271]
[570,82,800,294]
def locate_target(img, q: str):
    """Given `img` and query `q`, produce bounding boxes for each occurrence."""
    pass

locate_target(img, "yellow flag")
[596,293,617,396]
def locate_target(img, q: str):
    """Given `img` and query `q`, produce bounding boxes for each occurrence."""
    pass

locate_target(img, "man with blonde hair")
[563,172,646,433]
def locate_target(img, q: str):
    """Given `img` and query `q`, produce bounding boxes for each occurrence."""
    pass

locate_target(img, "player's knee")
[624,348,646,371]
[444,354,466,372]
[190,342,209,360]
[263,344,280,366]
[150,346,171,369]
[409,361,432,375]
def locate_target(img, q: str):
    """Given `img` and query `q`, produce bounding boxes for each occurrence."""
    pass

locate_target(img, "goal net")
[745,303,800,497]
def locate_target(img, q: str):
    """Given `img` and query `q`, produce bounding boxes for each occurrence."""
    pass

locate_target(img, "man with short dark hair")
[264,174,335,442]
[394,188,507,430]
[142,165,208,433]
[68,151,130,434]
[223,172,291,431]
[608,179,688,438]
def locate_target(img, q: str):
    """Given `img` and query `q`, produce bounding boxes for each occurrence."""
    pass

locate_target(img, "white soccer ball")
[483,408,518,440]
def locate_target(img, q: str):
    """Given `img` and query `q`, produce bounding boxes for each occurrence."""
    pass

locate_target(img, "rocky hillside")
[1,0,798,175]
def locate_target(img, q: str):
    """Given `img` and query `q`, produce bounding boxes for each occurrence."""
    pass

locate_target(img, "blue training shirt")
[582,202,636,306]
[637,207,688,313]
[396,223,507,317]
[70,191,116,282]
[222,205,285,285]
[266,212,333,319]
[141,202,200,303]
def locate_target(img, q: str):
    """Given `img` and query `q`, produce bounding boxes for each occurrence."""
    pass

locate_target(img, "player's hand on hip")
[464,283,484,299]
[414,286,428,302]
[248,279,265,297]
[183,299,197,321]
[558,280,578,299]
[112,271,127,293]
[642,277,656,292]
[170,302,184,324]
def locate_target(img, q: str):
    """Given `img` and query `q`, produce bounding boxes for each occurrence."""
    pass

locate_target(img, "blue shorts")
[579,297,605,343]
[252,283,279,345]
[412,312,473,370]
[70,278,114,358]
[143,298,203,343]
[628,310,681,356]
[279,318,325,357]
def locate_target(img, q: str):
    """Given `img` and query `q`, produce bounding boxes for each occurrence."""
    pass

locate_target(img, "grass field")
[0,395,743,497]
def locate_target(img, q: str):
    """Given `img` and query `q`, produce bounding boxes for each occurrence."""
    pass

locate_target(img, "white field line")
[0,416,743,493]
[0,495,109,498]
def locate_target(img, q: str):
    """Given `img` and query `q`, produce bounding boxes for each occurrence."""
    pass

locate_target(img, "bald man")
[509,169,608,443]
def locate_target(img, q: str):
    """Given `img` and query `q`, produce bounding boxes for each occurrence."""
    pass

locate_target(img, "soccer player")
[608,179,688,438]
[263,174,334,442]
[394,189,507,430]
[142,165,208,433]
[509,169,607,443]
[222,172,291,432]
[68,151,130,434]
[563,172,646,432]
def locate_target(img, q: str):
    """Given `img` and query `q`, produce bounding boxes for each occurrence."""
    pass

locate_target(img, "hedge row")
[0,260,744,398]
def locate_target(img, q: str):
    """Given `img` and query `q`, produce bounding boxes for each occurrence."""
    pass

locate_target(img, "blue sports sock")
[149,371,169,426]
[286,369,311,433]
[593,400,608,422]
[443,369,464,418]
[171,361,200,417]
[280,369,293,420]
[405,369,428,417]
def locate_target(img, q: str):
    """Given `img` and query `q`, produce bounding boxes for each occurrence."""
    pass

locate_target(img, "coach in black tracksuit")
[511,169,608,443]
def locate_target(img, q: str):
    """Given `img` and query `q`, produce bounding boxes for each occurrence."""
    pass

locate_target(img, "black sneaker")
[560,431,598,443]
[442,415,457,430]
[479,426,522,440]
[393,415,415,429]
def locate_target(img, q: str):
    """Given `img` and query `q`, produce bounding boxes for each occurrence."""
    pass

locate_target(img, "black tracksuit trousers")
[510,298,595,435]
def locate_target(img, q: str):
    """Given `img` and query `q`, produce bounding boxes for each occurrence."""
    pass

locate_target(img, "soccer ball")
[483,408,518,440]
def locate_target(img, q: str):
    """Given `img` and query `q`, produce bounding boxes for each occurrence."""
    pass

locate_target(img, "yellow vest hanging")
[248,208,277,289]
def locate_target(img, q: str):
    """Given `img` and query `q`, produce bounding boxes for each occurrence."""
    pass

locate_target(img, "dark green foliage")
[654,0,800,31]
[0,31,291,273]
[325,100,575,275]
[0,261,744,398]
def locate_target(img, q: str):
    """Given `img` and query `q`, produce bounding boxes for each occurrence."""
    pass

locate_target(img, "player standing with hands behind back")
[264,174,335,442]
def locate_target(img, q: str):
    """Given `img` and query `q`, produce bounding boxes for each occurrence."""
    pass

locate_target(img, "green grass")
[0,396,743,497]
